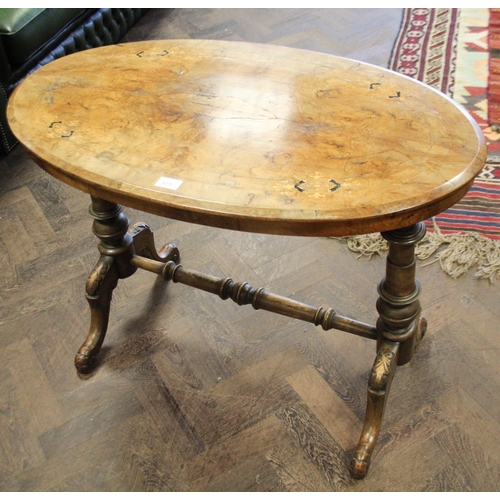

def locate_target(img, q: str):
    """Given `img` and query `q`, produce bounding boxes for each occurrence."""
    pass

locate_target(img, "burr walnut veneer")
[7,40,486,479]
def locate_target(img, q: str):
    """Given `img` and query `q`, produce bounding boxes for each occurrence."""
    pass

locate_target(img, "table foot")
[417,316,427,343]
[350,340,399,479]
[75,255,119,373]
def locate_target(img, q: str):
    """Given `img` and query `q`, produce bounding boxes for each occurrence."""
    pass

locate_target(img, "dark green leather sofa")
[0,8,148,158]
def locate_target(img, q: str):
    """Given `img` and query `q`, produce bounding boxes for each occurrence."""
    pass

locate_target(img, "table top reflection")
[7,39,486,236]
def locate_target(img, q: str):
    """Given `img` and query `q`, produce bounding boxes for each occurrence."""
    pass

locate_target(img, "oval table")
[7,39,486,480]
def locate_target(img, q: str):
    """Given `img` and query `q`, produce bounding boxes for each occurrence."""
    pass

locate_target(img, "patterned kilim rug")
[489,8,500,132]
[345,8,500,280]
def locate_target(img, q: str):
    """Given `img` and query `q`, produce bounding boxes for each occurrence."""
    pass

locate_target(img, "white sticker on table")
[155,177,183,190]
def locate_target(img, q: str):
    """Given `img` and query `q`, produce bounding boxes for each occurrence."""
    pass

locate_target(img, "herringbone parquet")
[1,8,499,492]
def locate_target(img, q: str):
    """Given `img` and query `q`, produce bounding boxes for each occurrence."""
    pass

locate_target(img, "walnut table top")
[7,39,487,236]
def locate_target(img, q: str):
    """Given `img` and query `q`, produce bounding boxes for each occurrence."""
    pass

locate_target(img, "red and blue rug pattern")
[488,8,500,132]
[391,8,500,240]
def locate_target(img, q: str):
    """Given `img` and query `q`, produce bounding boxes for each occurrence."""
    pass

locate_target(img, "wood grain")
[7,40,486,236]
[1,8,499,492]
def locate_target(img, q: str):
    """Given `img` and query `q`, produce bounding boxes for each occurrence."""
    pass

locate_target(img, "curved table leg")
[75,255,119,373]
[74,197,135,373]
[350,340,399,479]
[351,222,427,479]
[75,198,181,374]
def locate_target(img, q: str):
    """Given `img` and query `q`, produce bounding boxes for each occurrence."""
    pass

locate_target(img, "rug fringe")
[341,219,500,282]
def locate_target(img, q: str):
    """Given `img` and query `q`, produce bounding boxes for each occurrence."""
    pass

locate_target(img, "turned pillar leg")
[75,197,136,373]
[376,222,427,364]
[75,197,181,374]
[350,222,427,479]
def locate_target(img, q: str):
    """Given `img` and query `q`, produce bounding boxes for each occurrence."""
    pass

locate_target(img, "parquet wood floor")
[1,8,499,492]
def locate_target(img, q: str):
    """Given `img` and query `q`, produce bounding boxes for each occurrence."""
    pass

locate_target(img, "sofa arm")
[0,8,45,83]
[32,9,148,81]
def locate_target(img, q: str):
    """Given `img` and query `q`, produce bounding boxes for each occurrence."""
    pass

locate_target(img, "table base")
[76,196,427,479]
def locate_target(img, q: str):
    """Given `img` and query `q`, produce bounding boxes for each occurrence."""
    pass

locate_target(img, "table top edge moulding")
[6,39,487,237]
